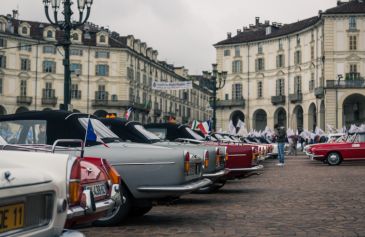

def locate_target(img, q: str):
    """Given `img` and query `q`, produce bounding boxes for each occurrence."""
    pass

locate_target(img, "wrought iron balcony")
[326,79,365,89]
[314,87,324,98]
[289,93,303,103]
[271,95,286,105]
[215,98,245,108]
[16,96,32,105]
[42,89,57,106]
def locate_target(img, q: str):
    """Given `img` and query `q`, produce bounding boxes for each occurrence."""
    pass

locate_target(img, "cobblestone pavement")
[79,155,365,237]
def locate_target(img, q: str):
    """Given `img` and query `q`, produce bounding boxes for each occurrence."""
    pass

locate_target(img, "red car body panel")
[309,141,365,161]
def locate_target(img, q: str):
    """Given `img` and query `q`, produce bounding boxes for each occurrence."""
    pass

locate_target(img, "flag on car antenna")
[84,116,109,148]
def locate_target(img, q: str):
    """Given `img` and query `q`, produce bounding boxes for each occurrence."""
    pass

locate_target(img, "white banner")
[152,81,193,90]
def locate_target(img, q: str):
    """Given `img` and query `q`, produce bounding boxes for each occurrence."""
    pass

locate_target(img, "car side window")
[145,128,167,140]
[0,120,47,144]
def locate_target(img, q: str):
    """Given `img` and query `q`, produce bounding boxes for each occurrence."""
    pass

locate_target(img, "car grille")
[0,192,54,237]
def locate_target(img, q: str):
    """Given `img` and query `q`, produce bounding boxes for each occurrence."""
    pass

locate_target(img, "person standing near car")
[274,124,287,166]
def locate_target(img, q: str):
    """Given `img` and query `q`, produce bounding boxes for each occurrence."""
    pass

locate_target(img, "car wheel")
[194,180,226,194]
[327,152,342,166]
[130,205,153,217]
[93,184,132,226]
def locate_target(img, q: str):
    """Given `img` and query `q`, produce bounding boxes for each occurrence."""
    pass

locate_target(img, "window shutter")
[107,52,110,58]
[106,65,109,76]
[276,55,279,68]
[276,80,279,96]
[95,65,98,75]
[262,59,265,70]
[232,61,235,73]
[239,61,242,73]
[27,59,31,70]
[255,59,258,72]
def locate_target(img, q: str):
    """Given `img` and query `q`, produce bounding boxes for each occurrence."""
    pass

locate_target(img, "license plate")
[0,203,24,234]
[85,183,107,198]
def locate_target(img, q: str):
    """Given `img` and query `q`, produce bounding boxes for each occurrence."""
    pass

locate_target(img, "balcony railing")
[42,89,57,106]
[271,95,286,105]
[289,93,303,103]
[215,98,245,108]
[345,73,361,81]
[314,87,324,98]
[16,96,32,105]
[326,79,365,89]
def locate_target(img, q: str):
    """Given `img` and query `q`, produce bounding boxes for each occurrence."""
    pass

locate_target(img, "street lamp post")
[203,64,227,132]
[43,0,93,111]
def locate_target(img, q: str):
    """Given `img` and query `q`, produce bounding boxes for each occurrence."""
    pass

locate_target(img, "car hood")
[0,168,52,190]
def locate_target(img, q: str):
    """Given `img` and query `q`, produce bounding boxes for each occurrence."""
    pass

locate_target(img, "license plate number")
[0,203,24,233]
[85,183,107,198]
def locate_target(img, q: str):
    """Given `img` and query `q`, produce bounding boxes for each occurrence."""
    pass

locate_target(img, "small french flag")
[85,118,109,148]
[125,107,134,120]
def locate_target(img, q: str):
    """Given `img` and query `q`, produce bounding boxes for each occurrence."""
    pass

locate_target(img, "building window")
[224,49,231,56]
[44,82,54,98]
[0,38,6,48]
[0,78,2,95]
[296,34,300,45]
[20,58,31,71]
[22,27,28,35]
[95,51,110,58]
[349,16,357,30]
[232,83,242,100]
[257,81,263,98]
[70,63,82,75]
[276,79,285,96]
[43,45,56,54]
[71,84,81,99]
[96,85,107,100]
[43,61,56,73]
[311,31,314,41]
[111,94,118,101]
[19,42,32,52]
[349,35,357,50]
[294,51,302,65]
[234,46,240,57]
[276,54,284,68]
[72,33,79,41]
[232,60,242,73]
[350,64,357,73]
[99,35,106,43]
[0,55,6,69]
[278,39,283,50]
[225,94,229,100]
[20,80,27,96]
[310,46,315,60]
[95,64,109,76]
[258,43,263,54]
[309,73,315,92]
[70,48,83,56]
[294,76,302,93]
[255,58,265,71]
[46,30,53,38]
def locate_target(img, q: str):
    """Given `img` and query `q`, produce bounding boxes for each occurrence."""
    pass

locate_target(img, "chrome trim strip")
[0,180,52,190]
[137,178,212,192]
[112,162,175,166]
[203,169,230,178]
[228,154,247,157]
[228,165,264,172]
[67,198,116,219]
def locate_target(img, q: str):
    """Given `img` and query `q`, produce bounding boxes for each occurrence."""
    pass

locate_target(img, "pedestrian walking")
[274,124,287,166]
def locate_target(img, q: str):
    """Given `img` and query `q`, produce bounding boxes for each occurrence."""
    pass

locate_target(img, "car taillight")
[215,148,221,167]
[69,159,82,206]
[102,159,121,185]
[184,151,190,175]
[204,150,209,169]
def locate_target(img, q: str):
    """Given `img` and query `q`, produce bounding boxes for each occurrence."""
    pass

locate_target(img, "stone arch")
[15,106,29,114]
[0,105,6,115]
[252,109,267,132]
[308,103,317,132]
[343,93,365,127]
[274,107,287,128]
[229,110,245,127]
[93,110,108,118]
[291,105,304,131]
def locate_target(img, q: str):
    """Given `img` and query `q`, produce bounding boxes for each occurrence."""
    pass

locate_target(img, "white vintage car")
[0,150,85,237]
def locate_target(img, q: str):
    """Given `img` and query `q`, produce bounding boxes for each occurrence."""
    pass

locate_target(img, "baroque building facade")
[214,0,365,132]
[0,13,211,124]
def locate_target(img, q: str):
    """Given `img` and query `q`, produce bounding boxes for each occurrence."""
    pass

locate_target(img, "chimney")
[318,10,323,17]
[255,17,260,26]
[12,10,18,20]
[264,20,270,26]
[237,29,242,34]
[227,32,232,39]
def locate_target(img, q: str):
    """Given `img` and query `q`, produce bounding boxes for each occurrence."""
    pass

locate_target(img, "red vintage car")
[306,133,365,166]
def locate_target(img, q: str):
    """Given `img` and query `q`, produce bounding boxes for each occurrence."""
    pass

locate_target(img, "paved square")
[79,156,365,237]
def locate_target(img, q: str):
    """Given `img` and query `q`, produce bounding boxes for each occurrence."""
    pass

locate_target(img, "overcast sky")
[2,0,336,74]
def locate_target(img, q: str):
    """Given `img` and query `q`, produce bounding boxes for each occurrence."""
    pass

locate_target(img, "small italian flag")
[191,120,199,130]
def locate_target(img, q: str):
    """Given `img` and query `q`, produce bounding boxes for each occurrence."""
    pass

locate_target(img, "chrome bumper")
[67,198,116,219]
[203,168,230,179]
[228,164,264,172]
[60,230,86,237]
[137,178,212,193]
[310,154,325,160]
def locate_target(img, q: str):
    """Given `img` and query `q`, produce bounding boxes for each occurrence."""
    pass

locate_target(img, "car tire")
[194,180,226,194]
[93,184,132,226]
[327,152,342,166]
[129,205,153,217]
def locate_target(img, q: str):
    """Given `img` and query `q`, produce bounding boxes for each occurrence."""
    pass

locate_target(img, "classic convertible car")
[306,133,365,165]
[100,118,228,193]
[0,150,86,237]
[0,111,210,225]
[145,123,264,181]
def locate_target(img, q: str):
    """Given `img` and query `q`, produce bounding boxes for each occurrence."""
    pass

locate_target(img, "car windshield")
[0,120,47,144]
[223,135,234,141]
[184,127,204,140]
[214,133,224,140]
[352,134,365,143]
[134,124,161,141]
[78,118,120,142]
